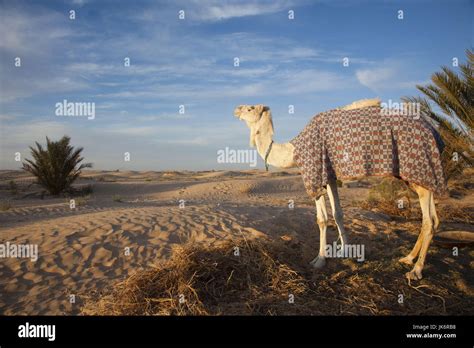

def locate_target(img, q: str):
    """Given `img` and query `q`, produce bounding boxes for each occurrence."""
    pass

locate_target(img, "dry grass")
[447,169,474,198]
[359,175,473,223]
[239,184,253,194]
[361,196,473,223]
[81,237,473,316]
[82,238,311,315]
[112,195,123,202]
[72,195,90,207]
[359,177,415,218]
[360,199,414,218]
[438,205,474,224]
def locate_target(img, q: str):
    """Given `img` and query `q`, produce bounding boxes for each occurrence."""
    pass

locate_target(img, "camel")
[234,99,442,280]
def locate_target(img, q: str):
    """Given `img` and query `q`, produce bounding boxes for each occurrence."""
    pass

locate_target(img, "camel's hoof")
[399,256,414,266]
[405,269,423,281]
[310,256,326,269]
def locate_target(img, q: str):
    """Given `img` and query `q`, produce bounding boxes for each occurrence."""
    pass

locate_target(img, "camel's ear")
[254,104,266,116]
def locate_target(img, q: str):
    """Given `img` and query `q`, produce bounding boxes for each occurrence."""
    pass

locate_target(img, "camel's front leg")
[310,194,328,269]
[327,181,348,248]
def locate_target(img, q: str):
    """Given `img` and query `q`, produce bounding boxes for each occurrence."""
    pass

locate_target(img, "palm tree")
[403,49,473,179]
[22,136,92,195]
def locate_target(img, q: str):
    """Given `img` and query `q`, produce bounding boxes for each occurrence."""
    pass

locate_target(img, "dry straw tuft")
[82,238,314,315]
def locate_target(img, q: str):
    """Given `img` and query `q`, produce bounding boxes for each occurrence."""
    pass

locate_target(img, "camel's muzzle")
[234,106,243,119]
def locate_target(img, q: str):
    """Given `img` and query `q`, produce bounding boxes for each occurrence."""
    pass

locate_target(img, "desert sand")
[0,169,472,315]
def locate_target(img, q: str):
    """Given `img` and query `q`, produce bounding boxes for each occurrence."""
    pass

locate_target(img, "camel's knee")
[317,218,327,231]
[422,218,434,235]
[420,220,434,250]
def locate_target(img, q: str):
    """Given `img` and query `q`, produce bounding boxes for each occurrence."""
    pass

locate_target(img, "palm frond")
[404,49,473,180]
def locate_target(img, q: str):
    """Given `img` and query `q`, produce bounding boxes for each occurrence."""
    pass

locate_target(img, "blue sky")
[0,0,472,170]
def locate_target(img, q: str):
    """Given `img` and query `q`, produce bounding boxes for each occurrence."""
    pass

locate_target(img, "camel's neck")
[253,113,296,169]
[254,130,273,163]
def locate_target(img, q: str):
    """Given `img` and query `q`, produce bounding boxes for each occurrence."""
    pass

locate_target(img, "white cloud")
[71,0,88,6]
[0,75,90,102]
[0,9,72,54]
[188,0,296,21]
[137,114,193,121]
[0,5,348,104]
[275,69,350,94]
[98,67,350,101]
[103,126,158,136]
[0,8,89,102]
[100,121,246,146]
[356,66,396,91]
[0,121,71,147]
[355,62,425,92]
[97,81,267,100]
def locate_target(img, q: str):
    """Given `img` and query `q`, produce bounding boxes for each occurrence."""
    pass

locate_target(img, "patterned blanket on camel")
[290,105,447,199]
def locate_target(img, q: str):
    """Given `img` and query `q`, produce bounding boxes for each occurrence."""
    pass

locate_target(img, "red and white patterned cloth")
[291,105,447,198]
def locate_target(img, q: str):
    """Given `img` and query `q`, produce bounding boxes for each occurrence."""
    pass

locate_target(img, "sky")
[0,0,472,170]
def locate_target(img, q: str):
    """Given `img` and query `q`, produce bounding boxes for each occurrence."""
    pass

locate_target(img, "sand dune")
[0,169,472,315]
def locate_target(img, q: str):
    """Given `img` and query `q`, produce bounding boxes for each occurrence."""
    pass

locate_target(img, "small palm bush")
[22,136,92,195]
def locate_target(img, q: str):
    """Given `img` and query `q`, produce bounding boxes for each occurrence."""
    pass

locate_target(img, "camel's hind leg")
[430,194,440,231]
[310,194,328,269]
[327,181,348,247]
[400,184,436,280]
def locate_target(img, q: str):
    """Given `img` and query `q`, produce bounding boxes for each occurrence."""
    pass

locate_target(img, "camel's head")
[234,104,267,123]
[234,104,273,148]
